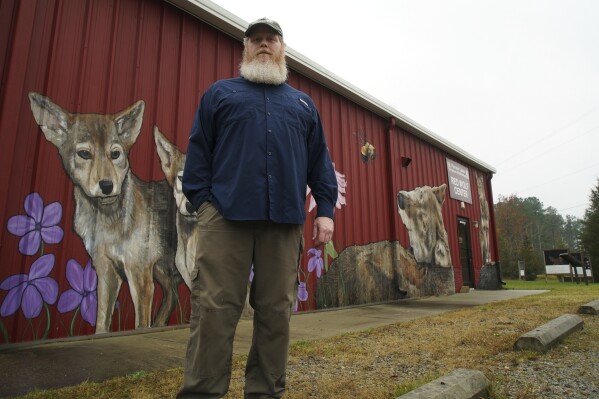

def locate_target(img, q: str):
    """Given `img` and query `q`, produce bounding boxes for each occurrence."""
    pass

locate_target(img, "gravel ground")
[283,314,599,399]
[489,333,599,398]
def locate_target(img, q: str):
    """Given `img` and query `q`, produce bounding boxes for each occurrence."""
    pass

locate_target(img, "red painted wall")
[0,0,497,344]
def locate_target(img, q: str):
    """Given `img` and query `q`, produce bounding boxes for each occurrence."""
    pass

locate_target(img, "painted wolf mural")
[28,92,181,333]
[316,184,455,308]
[153,127,197,289]
[476,172,491,265]
[153,126,254,318]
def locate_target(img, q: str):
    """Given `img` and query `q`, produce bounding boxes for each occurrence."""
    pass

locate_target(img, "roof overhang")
[166,0,496,174]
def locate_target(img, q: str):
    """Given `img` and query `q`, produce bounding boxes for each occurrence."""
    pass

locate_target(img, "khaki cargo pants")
[177,202,303,399]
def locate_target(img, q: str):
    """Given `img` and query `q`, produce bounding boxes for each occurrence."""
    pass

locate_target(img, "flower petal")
[57,289,82,313]
[297,282,308,301]
[0,274,28,290]
[7,215,36,236]
[315,258,324,278]
[29,254,55,279]
[18,230,41,256]
[21,285,43,319]
[24,192,44,222]
[41,202,63,226]
[0,284,26,317]
[81,293,97,326]
[40,226,64,245]
[308,196,316,212]
[31,277,58,305]
[66,259,84,293]
[83,261,97,292]
[307,248,321,257]
[307,257,317,273]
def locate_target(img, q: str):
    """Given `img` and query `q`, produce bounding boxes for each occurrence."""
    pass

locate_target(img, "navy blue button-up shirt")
[182,77,338,225]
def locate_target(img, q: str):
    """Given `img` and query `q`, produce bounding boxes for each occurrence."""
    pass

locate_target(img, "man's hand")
[313,217,334,247]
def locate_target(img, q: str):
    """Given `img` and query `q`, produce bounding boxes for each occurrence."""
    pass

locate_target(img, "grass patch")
[10,280,599,399]
[392,372,441,396]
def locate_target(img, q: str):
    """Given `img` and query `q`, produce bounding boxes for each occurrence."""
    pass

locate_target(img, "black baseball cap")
[245,18,283,37]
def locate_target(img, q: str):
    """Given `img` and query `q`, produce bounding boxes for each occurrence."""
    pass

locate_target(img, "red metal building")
[0,0,498,344]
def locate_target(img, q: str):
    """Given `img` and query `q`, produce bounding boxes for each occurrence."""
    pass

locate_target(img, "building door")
[457,218,474,287]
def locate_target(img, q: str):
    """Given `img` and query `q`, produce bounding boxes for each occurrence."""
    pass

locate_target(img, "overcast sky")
[210,0,599,219]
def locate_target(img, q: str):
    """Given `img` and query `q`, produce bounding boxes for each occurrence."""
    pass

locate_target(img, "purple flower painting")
[297,282,308,302]
[294,283,309,313]
[307,248,324,278]
[7,192,64,256]
[0,254,58,319]
[58,259,98,326]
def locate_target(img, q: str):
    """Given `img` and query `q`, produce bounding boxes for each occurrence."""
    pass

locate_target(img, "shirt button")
[268,175,272,179]
[267,112,271,116]
[266,97,270,100]
[268,129,272,133]
[268,151,272,156]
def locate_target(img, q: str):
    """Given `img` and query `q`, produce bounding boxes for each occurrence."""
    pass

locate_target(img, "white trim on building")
[166,0,496,174]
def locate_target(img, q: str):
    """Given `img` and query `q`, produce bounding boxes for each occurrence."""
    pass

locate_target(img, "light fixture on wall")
[460,201,465,209]
[401,156,412,168]
[473,221,479,228]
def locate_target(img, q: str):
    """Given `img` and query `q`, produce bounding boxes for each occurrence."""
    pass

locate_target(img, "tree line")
[494,179,599,280]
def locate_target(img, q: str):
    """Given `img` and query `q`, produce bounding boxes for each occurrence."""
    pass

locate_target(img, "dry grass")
[14,278,599,399]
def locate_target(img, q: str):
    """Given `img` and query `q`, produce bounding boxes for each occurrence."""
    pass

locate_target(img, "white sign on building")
[446,159,472,204]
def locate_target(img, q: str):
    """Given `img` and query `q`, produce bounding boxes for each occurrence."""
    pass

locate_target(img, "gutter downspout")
[486,174,505,286]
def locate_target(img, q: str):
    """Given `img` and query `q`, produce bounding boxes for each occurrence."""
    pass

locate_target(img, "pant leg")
[178,203,254,399]
[244,222,304,399]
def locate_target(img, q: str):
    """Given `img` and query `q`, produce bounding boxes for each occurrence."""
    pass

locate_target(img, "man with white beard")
[178,18,338,398]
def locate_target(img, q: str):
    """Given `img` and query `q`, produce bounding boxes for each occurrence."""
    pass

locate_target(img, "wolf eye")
[77,150,92,160]
[110,150,121,160]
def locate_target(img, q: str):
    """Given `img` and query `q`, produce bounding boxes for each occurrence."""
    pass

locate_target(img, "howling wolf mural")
[316,184,455,308]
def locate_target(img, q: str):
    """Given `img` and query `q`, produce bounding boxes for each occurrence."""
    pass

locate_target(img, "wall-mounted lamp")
[473,221,479,228]
[401,156,412,168]
[460,202,465,209]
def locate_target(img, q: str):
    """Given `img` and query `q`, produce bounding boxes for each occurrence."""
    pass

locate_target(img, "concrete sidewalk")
[0,289,545,397]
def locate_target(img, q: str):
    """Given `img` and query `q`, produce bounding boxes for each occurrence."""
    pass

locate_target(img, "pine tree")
[580,179,599,278]
[519,235,542,281]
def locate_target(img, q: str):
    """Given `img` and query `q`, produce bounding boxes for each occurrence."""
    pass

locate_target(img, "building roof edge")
[166,0,496,174]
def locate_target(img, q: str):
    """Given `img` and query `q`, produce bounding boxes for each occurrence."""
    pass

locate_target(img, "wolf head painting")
[28,92,181,333]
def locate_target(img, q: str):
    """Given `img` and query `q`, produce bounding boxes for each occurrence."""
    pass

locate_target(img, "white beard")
[240,58,288,85]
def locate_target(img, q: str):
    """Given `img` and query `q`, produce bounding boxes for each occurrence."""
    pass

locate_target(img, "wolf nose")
[185,201,195,214]
[99,180,113,195]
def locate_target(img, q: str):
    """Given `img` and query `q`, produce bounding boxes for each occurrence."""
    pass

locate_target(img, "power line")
[495,104,599,167]
[509,162,599,197]
[500,125,599,173]
[557,203,588,213]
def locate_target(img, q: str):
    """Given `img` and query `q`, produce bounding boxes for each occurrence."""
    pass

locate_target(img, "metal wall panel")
[0,0,497,344]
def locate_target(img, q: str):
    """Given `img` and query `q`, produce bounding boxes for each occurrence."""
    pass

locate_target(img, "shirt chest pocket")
[284,97,312,135]
[218,91,259,123]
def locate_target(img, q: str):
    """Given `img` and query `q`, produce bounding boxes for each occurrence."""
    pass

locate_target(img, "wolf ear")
[28,92,70,147]
[114,100,145,147]
[433,184,447,205]
[397,191,407,211]
[153,126,180,186]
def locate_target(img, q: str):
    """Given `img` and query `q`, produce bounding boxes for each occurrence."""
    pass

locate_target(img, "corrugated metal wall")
[0,0,497,344]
